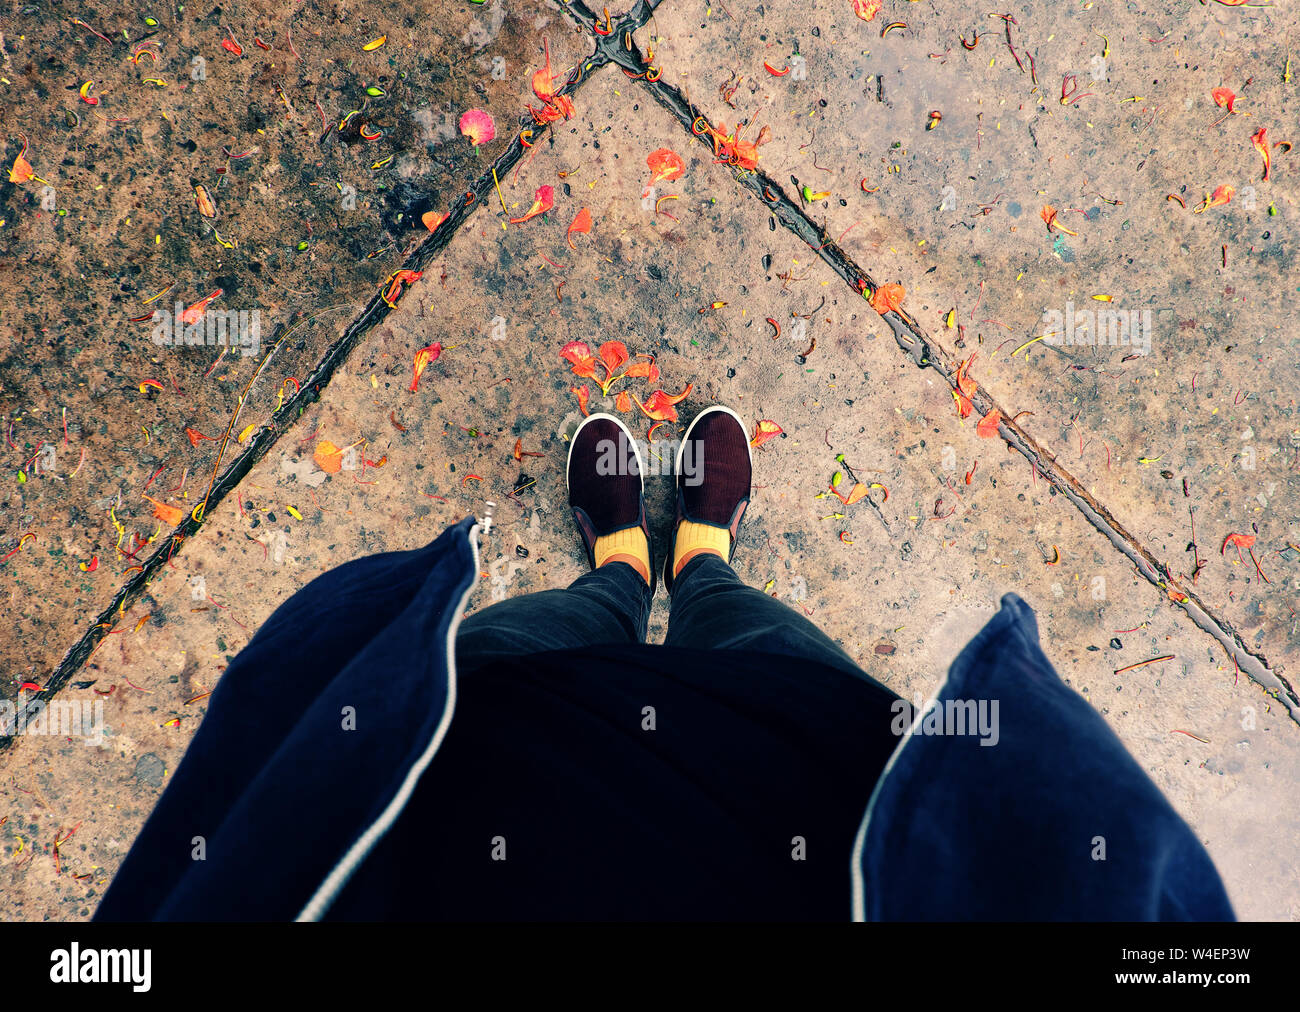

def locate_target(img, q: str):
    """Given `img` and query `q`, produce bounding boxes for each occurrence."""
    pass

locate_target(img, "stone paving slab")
[637,0,1300,689]
[1,0,587,682]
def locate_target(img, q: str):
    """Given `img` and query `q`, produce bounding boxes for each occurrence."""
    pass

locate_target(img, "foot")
[566,412,655,591]
[665,405,753,591]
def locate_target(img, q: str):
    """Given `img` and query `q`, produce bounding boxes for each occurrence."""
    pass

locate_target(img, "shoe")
[664,405,753,591]
[566,412,655,592]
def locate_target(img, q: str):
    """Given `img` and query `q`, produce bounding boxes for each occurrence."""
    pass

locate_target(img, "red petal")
[459,109,496,146]
[560,340,594,365]
[647,148,685,184]
[869,283,906,316]
[1211,87,1235,112]
[508,185,555,224]
[599,340,629,373]
[624,355,658,381]
[852,0,882,21]
[1251,127,1271,181]
[955,353,979,398]
[750,419,783,447]
[662,382,693,405]
[566,207,592,250]
[409,342,442,392]
[975,408,1002,438]
[637,391,679,422]
[560,341,598,378]
[532,38,557,101]
[1221,532,1256,553]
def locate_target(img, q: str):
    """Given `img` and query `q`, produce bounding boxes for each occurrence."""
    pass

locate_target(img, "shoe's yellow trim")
[594,527,651,585]
[672,521,731,578]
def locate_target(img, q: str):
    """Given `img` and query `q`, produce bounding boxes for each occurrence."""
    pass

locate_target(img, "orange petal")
[532,68,556,101]
[532,37,557,101]
[421,210,448,231]
[508,184,554,225]
[624,355,659,383]
[637,391,680,422]
[615,390,633,412]
[1040,204,1078,236]
[1211,87,1235,113]
[647,147,685,185]
[842,483,868,506]
[314,440,344,473]
[194,184,217,218]
[571,385,590,416]
[750,419,783,447]
[1221,532,1256,552]
[566,206,592,250]
[513,438,524,461]
[732,140,759,169]
[852,0,882,21]
[1194,184,1234,213]
[955,353,979,398]
[143,494,186,526]
[661,383,693,405]
[599,340,629,374]
[1251,127,1270,181]
[975,408,1002,438]
[180,289,223,325]
[409,342,442,392]
[869,283,906,316]
[8,135,34,184]
[560,341,598,378]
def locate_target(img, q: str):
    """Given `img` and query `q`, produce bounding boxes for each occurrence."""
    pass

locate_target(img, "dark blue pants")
[456,555,879,686]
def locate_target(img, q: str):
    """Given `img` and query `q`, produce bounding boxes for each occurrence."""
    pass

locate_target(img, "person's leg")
[456,561,650,673]
[664,553,867,679]
[661,404,884,688]
[456,412,656,674]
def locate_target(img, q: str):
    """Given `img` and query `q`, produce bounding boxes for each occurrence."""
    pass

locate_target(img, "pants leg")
[665,554,887,689]
[455,561,652,674]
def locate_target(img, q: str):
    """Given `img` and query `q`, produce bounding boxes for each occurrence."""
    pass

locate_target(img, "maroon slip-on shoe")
[566,411,656,594]
[663,404,753,592]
